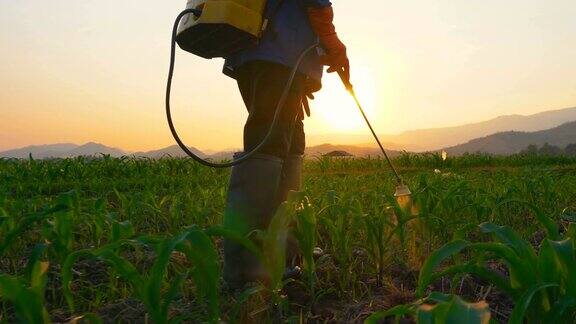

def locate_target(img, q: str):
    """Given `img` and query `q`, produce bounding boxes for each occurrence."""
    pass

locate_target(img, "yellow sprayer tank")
[176,0,268,59]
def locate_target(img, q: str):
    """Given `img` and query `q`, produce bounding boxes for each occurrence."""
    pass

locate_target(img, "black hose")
[166,8,318,168]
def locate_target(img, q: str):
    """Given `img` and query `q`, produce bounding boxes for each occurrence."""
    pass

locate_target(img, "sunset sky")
[1,0,575,152]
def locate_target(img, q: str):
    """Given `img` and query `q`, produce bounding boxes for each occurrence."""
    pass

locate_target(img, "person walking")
[222,0,349,289]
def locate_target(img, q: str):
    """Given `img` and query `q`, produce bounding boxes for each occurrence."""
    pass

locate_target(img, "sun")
[312,65,377,133]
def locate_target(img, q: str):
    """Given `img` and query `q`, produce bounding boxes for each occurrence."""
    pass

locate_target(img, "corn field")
[1,153,575,323]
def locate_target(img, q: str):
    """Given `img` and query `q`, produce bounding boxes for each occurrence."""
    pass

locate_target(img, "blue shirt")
[224,0,331,81]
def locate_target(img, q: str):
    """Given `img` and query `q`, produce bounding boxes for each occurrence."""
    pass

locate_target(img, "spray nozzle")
[394,183,413,212]
[394,184,412,197]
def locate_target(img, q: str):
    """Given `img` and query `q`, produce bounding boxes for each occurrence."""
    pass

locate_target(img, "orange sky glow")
[1,0,575,152]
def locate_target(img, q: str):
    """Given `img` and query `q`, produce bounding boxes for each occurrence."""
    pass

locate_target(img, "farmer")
[221,0,350,289]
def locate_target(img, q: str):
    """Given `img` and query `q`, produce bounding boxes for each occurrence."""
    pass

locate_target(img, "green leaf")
[98,250,144,294]
[0,275,50,323]
[25,244,48,292]
[163,272,187,321]
[417,305,436,324]
[417,295,491,324]
[144,236,183,323]
[0,206,65,256]
[427,291,453,303]
[479,223,537,265]
[444,296,491,324]
[561,212,576,223]
[417,240,470,297]
[538,239,561,288]
[292,195,318,293]
[111,220,135,243]
[0,207,8,218]
[453,223,477,241]
[469,242,536,289]
[29,260,49,300]
[181,229,220,322]
[509,283,558,324]
[544,296,576,322]
[493,200,559,240]
[544,239,576,296]
[205,226,262,260]
[567,223,576,242]
[433,263,516,298]
[229,285,266,320]
[262,202,294,292]
[62,250,95,312]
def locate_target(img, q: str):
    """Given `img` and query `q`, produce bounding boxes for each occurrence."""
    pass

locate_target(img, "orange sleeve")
[307,6,345,52]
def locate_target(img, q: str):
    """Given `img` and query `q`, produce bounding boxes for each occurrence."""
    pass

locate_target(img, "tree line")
[521,143,576,156]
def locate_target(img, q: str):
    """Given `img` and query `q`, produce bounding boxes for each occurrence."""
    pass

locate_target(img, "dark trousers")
[223,62,307,287]
[236,61,306,159]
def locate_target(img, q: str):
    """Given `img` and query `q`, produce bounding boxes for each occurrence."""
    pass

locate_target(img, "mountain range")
[309,106,576,152]
[0,142,125,159]
[444,121,576,155]
[1,106,575,159]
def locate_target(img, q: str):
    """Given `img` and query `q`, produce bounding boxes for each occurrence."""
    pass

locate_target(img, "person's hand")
[303,77,321,100]
[319,35,350,84]
[301,77,321,117]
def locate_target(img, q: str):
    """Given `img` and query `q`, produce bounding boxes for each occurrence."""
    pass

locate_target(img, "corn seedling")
[0,244,50,323]
[63,228,221,323]
[417,218,576,323]
[292,193,318,296]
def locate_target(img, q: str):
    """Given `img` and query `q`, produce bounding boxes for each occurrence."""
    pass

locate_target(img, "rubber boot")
[223,153,283,290]
[275,155,304,269]
[276,155,304,204]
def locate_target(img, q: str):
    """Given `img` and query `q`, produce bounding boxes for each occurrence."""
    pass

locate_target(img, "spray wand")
[336,70,413,207]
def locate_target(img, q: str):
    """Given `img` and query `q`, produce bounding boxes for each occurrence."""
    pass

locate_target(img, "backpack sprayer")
[166,0,413,206]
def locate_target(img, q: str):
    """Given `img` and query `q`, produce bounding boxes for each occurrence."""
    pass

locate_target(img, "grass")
[0,153,575,323]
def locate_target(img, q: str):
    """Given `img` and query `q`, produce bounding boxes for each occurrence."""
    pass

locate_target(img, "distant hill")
[309,106,576,151]
[0,143,125,159]
[207,151,236,161]
[392,107,576,151]
[133,146,240,161]
[0,143,78,159]
[307,134,418,151]
[132,145,206,159]
[65,142,125,158]
[305,144,400,158]
[444,121,576,155]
